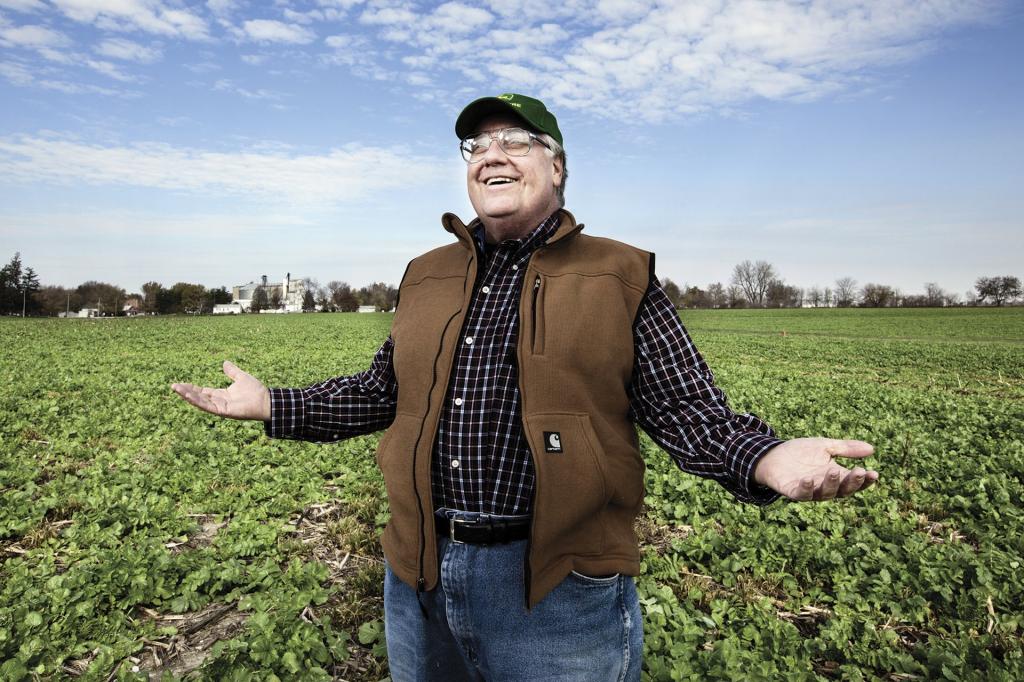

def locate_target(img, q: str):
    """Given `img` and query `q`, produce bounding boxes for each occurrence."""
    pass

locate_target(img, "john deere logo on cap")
[498,94,515,100]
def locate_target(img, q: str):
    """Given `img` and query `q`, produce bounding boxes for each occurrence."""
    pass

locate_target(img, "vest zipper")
[410,308,460,620]
[519,258,542,609]
[530,275,544,354]
[410,252,479,618]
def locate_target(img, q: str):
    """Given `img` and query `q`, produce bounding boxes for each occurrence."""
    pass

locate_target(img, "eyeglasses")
[460,127,552,163]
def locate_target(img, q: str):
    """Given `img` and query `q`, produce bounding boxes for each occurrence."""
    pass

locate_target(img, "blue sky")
[1,0,1021,300]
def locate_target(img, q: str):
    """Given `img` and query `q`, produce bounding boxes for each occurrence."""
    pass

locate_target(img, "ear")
[552,155,563,188]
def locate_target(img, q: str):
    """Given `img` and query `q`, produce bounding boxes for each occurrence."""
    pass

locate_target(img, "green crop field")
[2,308,1022,681]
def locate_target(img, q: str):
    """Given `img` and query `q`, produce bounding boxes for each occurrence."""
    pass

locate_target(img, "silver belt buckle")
[449,516,466,544]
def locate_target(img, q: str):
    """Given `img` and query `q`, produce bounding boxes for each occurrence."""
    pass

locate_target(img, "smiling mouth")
[484,177,518,186]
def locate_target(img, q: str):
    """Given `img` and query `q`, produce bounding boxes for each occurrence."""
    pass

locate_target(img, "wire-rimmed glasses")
[460,127,552,163]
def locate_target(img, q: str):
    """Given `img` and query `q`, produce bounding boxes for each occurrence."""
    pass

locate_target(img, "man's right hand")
[171,360,272,421]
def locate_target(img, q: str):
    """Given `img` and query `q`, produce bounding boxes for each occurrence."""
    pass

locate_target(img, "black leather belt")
[437,515,530,545]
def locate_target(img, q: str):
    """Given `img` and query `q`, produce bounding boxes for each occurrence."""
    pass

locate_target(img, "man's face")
[465,114,563,236]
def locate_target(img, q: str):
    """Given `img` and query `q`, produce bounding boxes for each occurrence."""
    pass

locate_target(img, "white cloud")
[282,8,324,24]
[359,5,418,26]
[0,23,71,48]
[317,0,366,8]
[85,57,134,81]
[240,53,267,65]
[184,60,220,73]
[50,0,209,39]
[240,18,316,44]
[430,2,492,33]
[0,60,33,85]
[212,78,283,100]
[481,0,588,21]
[343,0,1000,122]
[156,115,192,126]
[0,134,447,204]
[94,37,161,62]
[0,0,46,11]
[206,0,237,17]
[0,61,135,94]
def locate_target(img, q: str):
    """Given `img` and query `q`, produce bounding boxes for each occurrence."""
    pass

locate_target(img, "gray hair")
[539,133,567,207]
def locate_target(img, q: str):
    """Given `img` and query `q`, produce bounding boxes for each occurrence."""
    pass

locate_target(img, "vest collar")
[441,209,584,251]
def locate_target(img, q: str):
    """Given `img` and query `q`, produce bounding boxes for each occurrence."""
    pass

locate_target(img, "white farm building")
[214,273,309,314]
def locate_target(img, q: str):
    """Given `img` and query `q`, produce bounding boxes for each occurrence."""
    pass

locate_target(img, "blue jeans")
[384,512,642,681]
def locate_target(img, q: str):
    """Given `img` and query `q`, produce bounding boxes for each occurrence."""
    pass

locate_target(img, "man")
[172,93,878,681]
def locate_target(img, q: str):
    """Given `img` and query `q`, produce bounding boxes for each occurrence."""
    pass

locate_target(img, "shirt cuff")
[726,431,785,505]
[263,387,306,439]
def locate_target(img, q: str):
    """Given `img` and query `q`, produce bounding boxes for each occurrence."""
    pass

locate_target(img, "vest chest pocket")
[523,412,610,558]
[530,275,545,355]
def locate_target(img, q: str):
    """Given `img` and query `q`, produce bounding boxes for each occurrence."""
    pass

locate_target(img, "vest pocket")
[523,412,609,559]
[530,275,545,355]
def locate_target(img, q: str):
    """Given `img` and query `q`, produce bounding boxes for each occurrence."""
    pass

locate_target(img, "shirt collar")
[473,211,562,258]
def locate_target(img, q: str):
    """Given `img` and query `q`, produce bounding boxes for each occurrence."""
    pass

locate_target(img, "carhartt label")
[543,431,563,453]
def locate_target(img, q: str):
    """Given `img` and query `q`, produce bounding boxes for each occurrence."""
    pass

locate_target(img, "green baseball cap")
[455,93,563,148]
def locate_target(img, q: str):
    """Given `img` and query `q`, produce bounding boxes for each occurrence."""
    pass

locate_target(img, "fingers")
[793,476,814,501]
[825,439,875,459]
[836,467,867,497]
[833,467,880,498]
[814,468,843,501]
[170,382,223,416]
[222,360,245,381]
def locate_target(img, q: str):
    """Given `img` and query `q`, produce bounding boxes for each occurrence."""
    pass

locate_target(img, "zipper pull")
[534,276,540,290]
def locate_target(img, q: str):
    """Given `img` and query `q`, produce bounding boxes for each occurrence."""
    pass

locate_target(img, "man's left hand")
[754,438,878,501]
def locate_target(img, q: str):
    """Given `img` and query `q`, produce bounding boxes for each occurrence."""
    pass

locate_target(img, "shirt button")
[465,336,473,345]
[454,397,463,406]
[481,286,490,294]
[511,264,518,271]
[451,459,460,468]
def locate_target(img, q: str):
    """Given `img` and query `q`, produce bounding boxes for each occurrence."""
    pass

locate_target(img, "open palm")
[754,437,878,501]
[171,360,271,421]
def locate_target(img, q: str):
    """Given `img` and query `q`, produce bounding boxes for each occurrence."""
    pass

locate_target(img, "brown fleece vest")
[378,209,653,608]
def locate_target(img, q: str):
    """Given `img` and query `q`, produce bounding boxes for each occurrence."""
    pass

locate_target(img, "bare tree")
[315,286,332,312]
[860,283,899,308]
[924,282,946,307]
[706,282,726,309]
[834,277,858,307]
[731,260,775,307]
[806,287,822,307]
[726,284,746,308]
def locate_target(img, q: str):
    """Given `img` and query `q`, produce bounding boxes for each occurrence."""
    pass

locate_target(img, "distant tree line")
[4,252,1020,317]
[2,253,401,316]
[660,259,1021,309]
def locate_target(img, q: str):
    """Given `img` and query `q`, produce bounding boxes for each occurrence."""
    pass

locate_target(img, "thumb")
[825,439,874,459]
[222,360,247,382]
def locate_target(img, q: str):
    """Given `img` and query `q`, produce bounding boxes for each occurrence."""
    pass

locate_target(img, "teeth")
[485,177,516,185]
